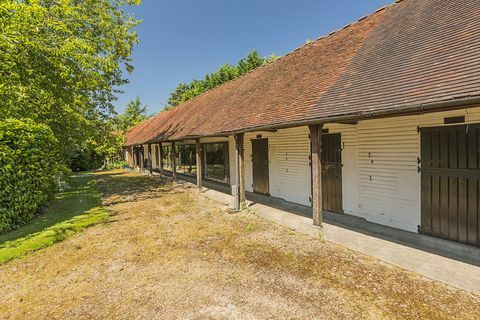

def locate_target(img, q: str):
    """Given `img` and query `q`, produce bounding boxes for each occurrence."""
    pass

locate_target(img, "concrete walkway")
[252,201,480,294]
[195,183,480,294]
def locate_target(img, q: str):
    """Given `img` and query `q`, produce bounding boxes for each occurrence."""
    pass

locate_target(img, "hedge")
[0,119,60,233]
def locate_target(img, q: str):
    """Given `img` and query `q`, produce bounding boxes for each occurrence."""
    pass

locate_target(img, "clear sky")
[115,0,393,115]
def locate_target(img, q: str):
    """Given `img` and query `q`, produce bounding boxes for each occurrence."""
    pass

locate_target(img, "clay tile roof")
[126,0,480,146]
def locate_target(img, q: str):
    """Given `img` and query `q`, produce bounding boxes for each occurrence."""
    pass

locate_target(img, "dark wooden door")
[421,124,479,246]
[321,133,343,213]
[252,139,270,195]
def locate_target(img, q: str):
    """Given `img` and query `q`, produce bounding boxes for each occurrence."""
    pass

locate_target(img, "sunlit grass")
[0,174,109,264]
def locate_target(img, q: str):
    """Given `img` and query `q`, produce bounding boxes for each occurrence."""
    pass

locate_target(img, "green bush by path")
[101,160,130,171]
[0,119,60,233]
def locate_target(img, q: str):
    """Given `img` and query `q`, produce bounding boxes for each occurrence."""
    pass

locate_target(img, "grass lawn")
[0,174,109,264]
[0,169,479,319]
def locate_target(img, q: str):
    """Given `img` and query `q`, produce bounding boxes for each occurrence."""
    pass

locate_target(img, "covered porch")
[137,169,480,293]
[129,104,480,250]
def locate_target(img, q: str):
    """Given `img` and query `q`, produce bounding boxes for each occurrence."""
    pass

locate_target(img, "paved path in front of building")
[251,202,480,294]
[198,185,480,294]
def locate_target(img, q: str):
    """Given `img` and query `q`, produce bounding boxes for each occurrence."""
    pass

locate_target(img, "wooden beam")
[233,133,246,210]
[336,119,358,125]
[133,147,137,167]
[196,139,202,188]
[159,142,164,175]
[309,124,324,226]
[137,146,140,168]
[171,141,177,182]
[148,144,153,174]
[236,133,246,203]
[140,145,145,172]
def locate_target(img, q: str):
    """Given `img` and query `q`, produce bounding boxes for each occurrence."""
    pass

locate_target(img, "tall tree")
[0,0,141,163]
[166,50,278,108]
[95,97,147,167]
[117,96,148,131]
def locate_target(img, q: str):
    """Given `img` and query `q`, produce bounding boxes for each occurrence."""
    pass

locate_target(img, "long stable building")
[125,0,480,248]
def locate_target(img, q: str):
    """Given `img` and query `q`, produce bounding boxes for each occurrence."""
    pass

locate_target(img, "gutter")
[195,96,480,139]
[222,95,480,136]
[127,95,480,145]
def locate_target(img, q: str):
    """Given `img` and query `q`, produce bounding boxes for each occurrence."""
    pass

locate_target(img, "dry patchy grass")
[0,169,479,319]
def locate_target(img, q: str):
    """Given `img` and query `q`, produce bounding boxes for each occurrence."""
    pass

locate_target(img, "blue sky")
[116,0,393,115]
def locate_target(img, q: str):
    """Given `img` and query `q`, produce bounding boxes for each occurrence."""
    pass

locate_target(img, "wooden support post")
[129,147,134,167]
[148,143,153,174]
[309,124,324,226]
[137,147,140,168]
[196,139,202,188]
[233,133,246,210]
[171,141,177,182]
[237,133,246,203]
[159,142,164,175]
[140,145,145,172]
[133,147,137,167]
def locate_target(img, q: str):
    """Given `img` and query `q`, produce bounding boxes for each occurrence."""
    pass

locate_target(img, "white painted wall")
[241,128,311,205]
[233,106,480,233]
[354,106,480,232]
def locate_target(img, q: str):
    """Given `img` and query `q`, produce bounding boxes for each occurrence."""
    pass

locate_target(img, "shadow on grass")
[95,170,174,206]
[0,175,109,264]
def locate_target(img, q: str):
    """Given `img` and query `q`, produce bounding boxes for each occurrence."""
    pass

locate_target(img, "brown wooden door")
[421,124,479,246]
[252,139,270,195]
[321,133,343,213]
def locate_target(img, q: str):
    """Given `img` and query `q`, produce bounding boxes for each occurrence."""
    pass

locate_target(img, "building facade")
[125,0,480,247]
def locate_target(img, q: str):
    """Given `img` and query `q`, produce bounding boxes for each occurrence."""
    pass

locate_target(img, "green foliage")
[0,0,141,162]
[101,160,129,171]
[69,96,147,171]
[166,50,278,108]
[69,138,103,172]
[116,96,148,131]
[92,97,147,170]
[0,174,108,264]
[0,119,60,233]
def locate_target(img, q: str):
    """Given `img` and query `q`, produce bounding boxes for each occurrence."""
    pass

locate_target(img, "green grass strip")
[0,174,109,264]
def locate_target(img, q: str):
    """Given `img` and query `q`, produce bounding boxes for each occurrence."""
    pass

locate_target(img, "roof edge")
[124,94,480,145]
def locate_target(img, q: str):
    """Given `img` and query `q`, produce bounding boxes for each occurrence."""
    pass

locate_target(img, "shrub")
[0,119,60,233]
[100,160,129,171]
